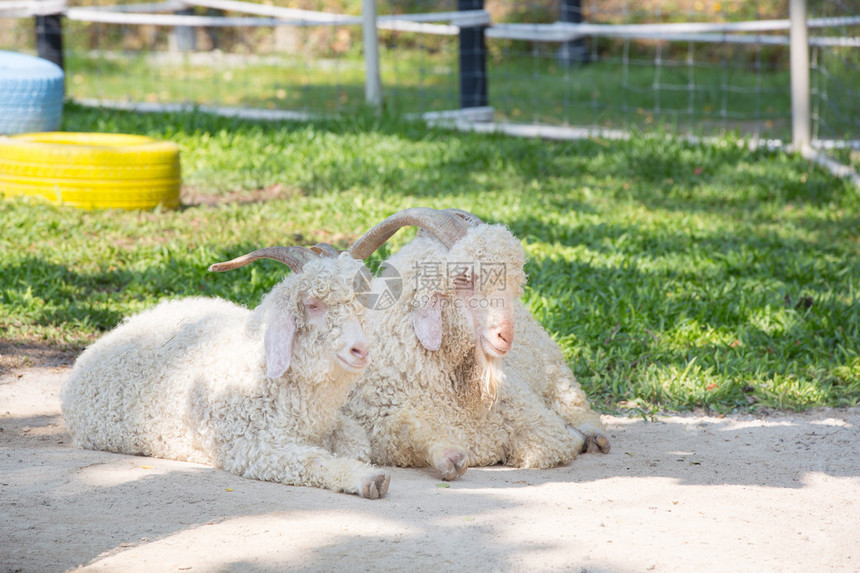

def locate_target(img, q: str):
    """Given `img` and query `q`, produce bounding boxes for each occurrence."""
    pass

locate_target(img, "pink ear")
[264,309,297,378]
[411,293,442,351]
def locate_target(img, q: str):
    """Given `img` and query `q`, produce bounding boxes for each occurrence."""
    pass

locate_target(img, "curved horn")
[415,208,484,241]
[348,207,468,260]
[309,243,341,258]
[443,208,484,226]
[209,246,317,273]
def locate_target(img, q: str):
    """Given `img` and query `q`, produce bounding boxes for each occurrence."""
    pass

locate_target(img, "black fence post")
[458,0,488,109]
[35,12,65,71]
[558,0,588,65]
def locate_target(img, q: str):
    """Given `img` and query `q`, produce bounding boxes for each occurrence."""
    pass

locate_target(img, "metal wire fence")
[809,0,859,172]
[1,0,857,179]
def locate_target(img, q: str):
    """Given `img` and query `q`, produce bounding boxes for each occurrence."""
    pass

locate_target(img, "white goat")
[62,246,391,499]
[445,209,609,453]
[344,208,608,480]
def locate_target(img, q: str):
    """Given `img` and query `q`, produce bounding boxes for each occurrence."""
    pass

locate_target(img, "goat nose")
[494,321,514,345]
[350,343,369,361]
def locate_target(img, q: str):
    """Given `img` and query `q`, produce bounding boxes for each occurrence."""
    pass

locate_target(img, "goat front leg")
[493,371,593,467]
[548,387,611,454]
[220,439,390,499]
[322,413,373,463]
[369,407,469,481]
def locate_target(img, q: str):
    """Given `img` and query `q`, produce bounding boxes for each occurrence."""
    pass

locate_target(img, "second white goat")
[344,208,608,481]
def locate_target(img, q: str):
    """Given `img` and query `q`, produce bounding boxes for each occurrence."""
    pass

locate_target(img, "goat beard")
[474,347,504,406]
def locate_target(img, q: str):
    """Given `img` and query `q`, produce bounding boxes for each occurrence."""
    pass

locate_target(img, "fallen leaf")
[225,488,234,492]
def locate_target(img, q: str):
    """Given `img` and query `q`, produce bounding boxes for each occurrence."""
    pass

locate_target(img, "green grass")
[1,103,858,414]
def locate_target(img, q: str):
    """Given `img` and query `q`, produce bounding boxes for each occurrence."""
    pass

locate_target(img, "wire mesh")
[809,0,860,171]
[60,3,365,115]
[486,1,795,142]
[378,0,460,115]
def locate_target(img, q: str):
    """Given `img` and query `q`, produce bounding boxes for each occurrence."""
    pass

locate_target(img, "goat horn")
[415,208,484,242]
[309,243,342,258]
[443,208,484,227]
[348,207,467,260]
[208,246,317,273]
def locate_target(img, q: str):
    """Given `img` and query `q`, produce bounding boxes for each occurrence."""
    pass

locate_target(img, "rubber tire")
[0,132,181,210]
[0,51,65,135]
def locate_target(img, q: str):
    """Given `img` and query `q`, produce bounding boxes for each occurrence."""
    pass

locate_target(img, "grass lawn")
[1,102,858,413]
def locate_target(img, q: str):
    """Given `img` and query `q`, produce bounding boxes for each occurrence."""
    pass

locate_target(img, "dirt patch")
[0,342,78,377]
[1,366,858,572]
[180,183,303,208]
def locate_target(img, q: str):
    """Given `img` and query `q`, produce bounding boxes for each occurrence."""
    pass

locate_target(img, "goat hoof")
[436,448,468,481]
[360,472,391,499]
[584,432,611,454]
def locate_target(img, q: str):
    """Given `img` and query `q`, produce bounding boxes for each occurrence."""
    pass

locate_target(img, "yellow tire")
[0,132,181,210]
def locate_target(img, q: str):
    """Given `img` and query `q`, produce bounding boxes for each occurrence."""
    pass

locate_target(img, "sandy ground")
[1,364,859,573]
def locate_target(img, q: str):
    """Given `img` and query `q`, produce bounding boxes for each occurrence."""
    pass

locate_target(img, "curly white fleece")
[344,224,607,478]
[62,254,388,497]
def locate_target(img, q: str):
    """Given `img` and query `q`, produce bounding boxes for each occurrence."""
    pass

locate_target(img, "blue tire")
[0,51,65,135]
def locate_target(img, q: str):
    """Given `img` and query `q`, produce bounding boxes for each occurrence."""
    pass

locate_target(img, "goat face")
[304,294,369,373]
[405,224,527,379]
[449,263,520,359]
[263,255,370,380]
[446,224,527,362]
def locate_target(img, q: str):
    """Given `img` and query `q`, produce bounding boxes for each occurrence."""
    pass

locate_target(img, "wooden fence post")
[789,0,810,150]
[362,0,382,109]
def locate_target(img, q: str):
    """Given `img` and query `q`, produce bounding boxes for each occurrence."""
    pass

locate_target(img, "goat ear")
[264,308,297,378]
[411,293,442,351]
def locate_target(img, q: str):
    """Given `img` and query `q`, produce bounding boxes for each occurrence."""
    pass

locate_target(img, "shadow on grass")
[509,206,860,410]
[0,247,295,342]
